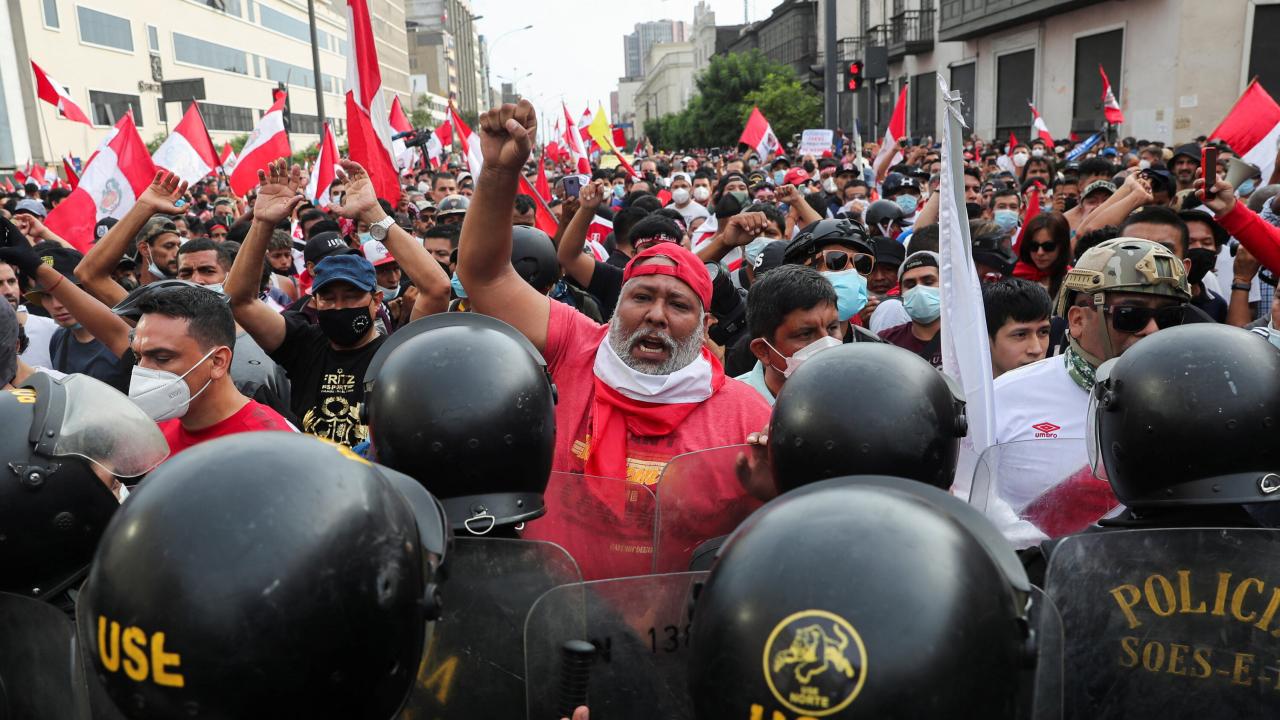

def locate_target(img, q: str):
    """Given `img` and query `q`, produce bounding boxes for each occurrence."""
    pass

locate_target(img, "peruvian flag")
[228,93,291,196]
[1209,80,1280,187]
[388,96,418,173]
[219,142,239,172]
[873,84,908,179]
[584,214,612,262]
[62,156,79,190]
[562,102,591,174]
[578,108,592,141]
[517,173,559,236]
[14,166,27,186]
[45,112,155,252]
[31,61,92,126]
[1100,65,1124,125]
[534,153,551,202]
[305,122,341,207]
[1012,184,1040,255]
[1029,103,1054,145]
[151,103,220,185]
[425,120,451,169]
[30,165,47,186]
[345,0,400,201]
[450,103,484,177]
[738,106,781,161]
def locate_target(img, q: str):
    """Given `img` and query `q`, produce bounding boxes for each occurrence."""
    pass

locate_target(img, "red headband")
[622,243,712,310]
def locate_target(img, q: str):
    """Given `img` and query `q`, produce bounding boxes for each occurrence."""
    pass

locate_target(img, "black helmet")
[437,194,470,218]
[1089,324,1280,509]
[77,432,448,719]
[689,477,1033,719]
[511,224,560,292]
[365,313,557,535]
[769,343,967,492]
[782,219,873,265]
[0,373,168,599]
[864,199,906,230]
[972,226,1017,277]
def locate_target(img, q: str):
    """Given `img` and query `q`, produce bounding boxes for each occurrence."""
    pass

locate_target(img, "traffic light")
[846,61,864,92]
[808,63,825,92]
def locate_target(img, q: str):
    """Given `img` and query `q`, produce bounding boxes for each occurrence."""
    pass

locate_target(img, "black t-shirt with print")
[268,311,385,446]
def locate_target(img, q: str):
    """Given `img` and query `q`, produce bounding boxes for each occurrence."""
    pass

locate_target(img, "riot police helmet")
[510,224,560,292]
[769,343,967,492]
[365,313,556,535]
[1089,323,1280,509]
[689,477,1034,719]
[436,194,470,219]
[864,199,906,231]
[0,373,168,599]
[77,431,448,720]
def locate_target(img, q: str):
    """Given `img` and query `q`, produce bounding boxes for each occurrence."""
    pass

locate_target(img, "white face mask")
[692,186,711,202]
[1031,148,1045,158]
[671,188,691,205]
[128,346,219,421]
[822,178,838,194]
[1013,152,1029,168]
[763,334,842,378]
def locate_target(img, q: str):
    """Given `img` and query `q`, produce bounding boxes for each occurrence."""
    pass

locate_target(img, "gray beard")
[606,317,705,376]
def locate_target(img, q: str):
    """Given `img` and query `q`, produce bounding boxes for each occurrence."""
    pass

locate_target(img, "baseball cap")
[1171,142,1200,163]
[303,231,357,265]
[1082,180,1117,198]
[312,254,377,294]
[1100,147,1118,158]
[13,199,47,218]
[94,217,119,243]
[414,199,437,213]
[361,239,398,267]
[754,240,788,276]
[23,247,84,304]
[898,250,939,281]
[870,236,906,268]
[783,167,810,186]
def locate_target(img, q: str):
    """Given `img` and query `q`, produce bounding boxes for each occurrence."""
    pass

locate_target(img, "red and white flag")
[578,108,592,140]
[228,93,292,196]
[1012,184,1040,256]
[517,173,559,236]
[1100,65,1125,125]
[1029,103,1054,145]
[562,102,591,175]
[45,112,155,252]
[738,106,780,161]
[1210,80,1280,186]
[873,84,908,180]
[425,120,451,169]
[345,0,400,201]
[534,153,551,202]
[388,95,418,173]
[450,103,484,177]
[62,156,79,190]
[219,142,238,172]
[30,165,47,186]
[584,214,612,262]
[31,61,92,126]
[305,122,341,207]
[151,103,220,185]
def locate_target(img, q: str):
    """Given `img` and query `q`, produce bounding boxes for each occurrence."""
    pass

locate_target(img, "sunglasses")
[817,249,875,276]
[1102,304,1187,333]
[1027,241,1058,253]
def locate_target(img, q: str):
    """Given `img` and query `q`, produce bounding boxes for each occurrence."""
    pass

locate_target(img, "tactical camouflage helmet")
[1055,237,1190,316]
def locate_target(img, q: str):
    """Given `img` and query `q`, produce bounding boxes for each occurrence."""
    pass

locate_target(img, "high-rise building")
[404,0,485,116]
[621,20,688,79]
[0,0,411,166]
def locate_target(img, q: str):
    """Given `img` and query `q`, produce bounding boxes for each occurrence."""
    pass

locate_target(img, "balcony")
[837,36,863,64]
[864,24,890,52]
[939,0,1104,42]
[887,9,934,61]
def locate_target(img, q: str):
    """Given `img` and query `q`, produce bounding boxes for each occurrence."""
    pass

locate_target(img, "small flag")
[151,103,221,185]
[1029,103,1054,145]
[229,93,292,196]
[1100,65,1125,125]
[305,123,341,207]
[31,60,92,126]
[873,84,908,181]
[1209,80,1280,186]
[737,106,781,161]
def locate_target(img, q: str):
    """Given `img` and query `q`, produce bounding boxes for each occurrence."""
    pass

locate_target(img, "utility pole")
[823,0,837,130]
[307,0,326,128]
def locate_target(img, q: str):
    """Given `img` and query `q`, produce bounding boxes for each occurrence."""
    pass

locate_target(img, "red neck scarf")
[1011,260,1051,282]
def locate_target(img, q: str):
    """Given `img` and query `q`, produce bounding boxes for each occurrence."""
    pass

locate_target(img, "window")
[910,72,936,140]
[147,24,159,52]
[89,90,142,126]
[77,6,133,51]
[995,49,1035,142]
[246,0,255,23]
[264,57,316,90]
[1073,29,1123,134]
[184,101,254,132]
[173,33,247,74]
[204,0,241,17]
[1249,8,1280,110]
[950,62,975,136]
[43,0,60,29]
[291,113,339,136]
[259,5,309,42]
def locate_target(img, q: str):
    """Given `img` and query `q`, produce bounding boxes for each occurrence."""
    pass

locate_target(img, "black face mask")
[1061,197,1079,212]
[1187,247,1217,285]
[965,202,984,219]
[317,306,373,347]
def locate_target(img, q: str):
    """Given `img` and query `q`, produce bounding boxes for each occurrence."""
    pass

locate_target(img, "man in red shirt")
[129,285,293,456]
[456,101,771,576]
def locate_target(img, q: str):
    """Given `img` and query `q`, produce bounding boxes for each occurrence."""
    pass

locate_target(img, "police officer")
[0,372,168,608]
[363,312,556,537]
[436,194,470,226]
[689,477,1042,719]
[76,431,448,719]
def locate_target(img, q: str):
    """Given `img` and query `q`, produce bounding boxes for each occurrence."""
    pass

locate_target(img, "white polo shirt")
[993,354,1090,445]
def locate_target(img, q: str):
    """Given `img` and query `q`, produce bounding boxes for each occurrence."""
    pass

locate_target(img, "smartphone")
[1201,146,1219,190]
[563,175,583,198]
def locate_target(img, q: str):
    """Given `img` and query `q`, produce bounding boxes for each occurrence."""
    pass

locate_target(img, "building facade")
[721,0,818,79]
[407,24,457,105]
[842,0,1280,147]
[622,20,688,80]
[633,42,696,133]
[0,0,411,167]
[404,0,486,116]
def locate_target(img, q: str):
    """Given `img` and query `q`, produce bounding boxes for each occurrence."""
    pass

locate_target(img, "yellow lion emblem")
[771,623,856,684]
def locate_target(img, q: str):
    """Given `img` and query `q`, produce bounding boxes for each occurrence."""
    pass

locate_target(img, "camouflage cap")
[1056,237,1190,316]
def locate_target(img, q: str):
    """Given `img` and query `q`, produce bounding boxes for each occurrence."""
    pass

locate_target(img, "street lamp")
[486,25,534,86]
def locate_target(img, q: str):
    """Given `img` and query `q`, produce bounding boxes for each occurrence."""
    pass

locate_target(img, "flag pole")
[35,102,56,177]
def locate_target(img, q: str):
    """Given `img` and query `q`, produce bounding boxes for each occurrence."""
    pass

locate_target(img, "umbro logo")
[1031,421,1060,439]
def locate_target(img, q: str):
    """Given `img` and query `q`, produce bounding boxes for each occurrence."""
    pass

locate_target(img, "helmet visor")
[50,375,170,477]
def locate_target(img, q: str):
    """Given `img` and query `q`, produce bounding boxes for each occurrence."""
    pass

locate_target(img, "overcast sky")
[470,0,770,129]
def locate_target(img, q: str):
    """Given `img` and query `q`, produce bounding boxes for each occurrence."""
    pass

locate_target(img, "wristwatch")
[368,215,395,241]
[1231,282,1252,292]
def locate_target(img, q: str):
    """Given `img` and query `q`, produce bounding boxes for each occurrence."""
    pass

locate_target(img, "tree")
[743,72,823,154]
[145,133,166,154]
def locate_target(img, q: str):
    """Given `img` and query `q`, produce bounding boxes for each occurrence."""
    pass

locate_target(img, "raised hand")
[138,170,190,215]
[334,159,383,224]
[252,159,305,225]
[721,212,771,247]
[1195,168,1237,217]
[578,180,607,211]
[775,183,803,206]
[478,100,537,173]
[10,213,50,243]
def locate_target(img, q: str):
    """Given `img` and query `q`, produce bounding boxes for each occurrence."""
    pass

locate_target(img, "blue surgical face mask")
[902,285,941,323]
[613,185,625,199]
[378,283,401,301]
[450,272,467,299]
[1239,179,1257,196]
[743,237,775,267]
[773,170,786,185]
[823,269,868,321]
[358,232,373,244]
[896,194,919,215]
[993,209,1020,233]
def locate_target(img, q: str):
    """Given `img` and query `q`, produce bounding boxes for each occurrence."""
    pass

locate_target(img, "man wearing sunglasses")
[994,238,1191,446]
[781,219,882,342]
